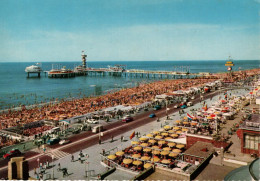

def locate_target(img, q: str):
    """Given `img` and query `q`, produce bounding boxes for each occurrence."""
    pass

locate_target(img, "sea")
[0,60,259,110]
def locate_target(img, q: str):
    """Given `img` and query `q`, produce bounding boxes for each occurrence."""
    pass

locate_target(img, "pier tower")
[82,51,87,68]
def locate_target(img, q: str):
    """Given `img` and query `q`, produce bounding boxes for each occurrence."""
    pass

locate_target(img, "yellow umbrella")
[207,116,213,119]
[182,128,188,132]
[152,150,161,155]
[168,130,175,133]
[107,155,116,160]
[146,133,154,138]
[131,141,139,145]
[169,152,179,157]
[168,142,176,147]
[158,140,166,145]
[144,163,153,169]
[123,158,132,164]
[163,147,171,151]
[134,146,143,151]
[132,154,141,158]
[151,157,160,162]
[153,131,160,134]
[141,143,148,147]
[183,121,189,125]
[155,135,163,139]
[160,150,169,156]
[172,149,182,153]
[164,125,171,130]
[176,130,182,134]
[165,137,173,140]
[148,139,157,144]
[161,159,171,164]
[170,134,178,138]
[141,156,151,161]
[152,145,160,149]
[183,117,188,120]
[161,132,169,136]
[139,137,148,141]
[173,127,180,130]
[176,144,185,149]
[191,122,198,126]
[133,160,143,166]
[143,148,152,152]
[175,120,181,123]
[115,151,124,156]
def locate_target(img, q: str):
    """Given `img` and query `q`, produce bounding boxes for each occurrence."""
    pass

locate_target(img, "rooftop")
[240,114,260,132]
[183,141,215,158]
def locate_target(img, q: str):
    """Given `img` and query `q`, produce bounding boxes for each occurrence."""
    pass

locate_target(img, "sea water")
[0,60,258,110]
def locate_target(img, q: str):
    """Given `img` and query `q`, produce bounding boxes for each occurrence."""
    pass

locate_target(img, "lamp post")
[98,116,101,144]
[37,158,40,173]
[51,155,55,179]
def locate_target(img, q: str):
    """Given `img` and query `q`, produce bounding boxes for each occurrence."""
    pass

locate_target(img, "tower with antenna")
[81,51,87,68]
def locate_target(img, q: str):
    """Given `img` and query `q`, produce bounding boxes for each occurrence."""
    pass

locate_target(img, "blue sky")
[0,0,259,62]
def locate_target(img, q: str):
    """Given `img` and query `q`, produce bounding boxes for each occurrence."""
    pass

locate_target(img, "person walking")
[71,154,74,162]
[111,135,114,143]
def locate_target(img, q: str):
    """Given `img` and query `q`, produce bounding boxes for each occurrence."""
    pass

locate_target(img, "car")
[122,115,134,123]
[47,137,60,145]
[181,105,187,109]
[149,113,156,118]
[86,119,98,124]
[153,105,161,110]
[3,149,22,159]
[59,139,71,145]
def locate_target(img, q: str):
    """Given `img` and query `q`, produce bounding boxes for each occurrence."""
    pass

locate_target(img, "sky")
[0,0,259,62]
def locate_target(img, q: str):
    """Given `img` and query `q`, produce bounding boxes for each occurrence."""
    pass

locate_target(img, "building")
[236,114,260,157]
[182,141,215,165]
[8,157,29,180]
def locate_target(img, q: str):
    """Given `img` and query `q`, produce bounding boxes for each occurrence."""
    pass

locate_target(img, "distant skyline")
[0,0,259,62]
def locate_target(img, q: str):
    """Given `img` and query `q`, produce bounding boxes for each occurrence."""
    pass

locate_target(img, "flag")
[187,113,193,121]
[204,104,208,111]
[130,131,135,140]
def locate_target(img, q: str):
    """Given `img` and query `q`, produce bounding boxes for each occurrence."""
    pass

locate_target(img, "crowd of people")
[0,68,259,148]
[23,125,53,137]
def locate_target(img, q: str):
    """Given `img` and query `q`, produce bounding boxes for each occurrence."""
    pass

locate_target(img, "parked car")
[149,113,156,118]
[47,137,60,145]
[86,119,98,124]
[154,105,161,110]
[122,115,134,123]
[3,149,22,159]
[59,139,71,145]
[181,105,187,109]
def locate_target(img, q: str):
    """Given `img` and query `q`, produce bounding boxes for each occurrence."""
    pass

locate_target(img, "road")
[0,89,221,178]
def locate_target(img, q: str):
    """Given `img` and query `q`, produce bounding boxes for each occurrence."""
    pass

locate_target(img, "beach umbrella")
[168,130,175,133]
[163,147,171,151]
[207,116,213,119]
[153,131,160,134]
[107,155,116,160]
[164,125,171,130]
[191,122,198,126]
[151,157,160,163]
[144,163,153,169]
[141,143,148,147]
[173,127,180,130]
[160,150,169,156]
[146,133,154,138]
[165,137,173,140]
[143,148,152,152]
[176,131,182,134]
[152,150,161,155]
[170,134,179,138]
[161,132,169,136]
[152,145,160,149]
[123,158,132,164]
[132,154,141,158]
[183,117,188,120]
[161,159,171,164]
[141,156,151,161]
[131,141,139,145]
[139,137,148,141]
[169,152,179,157]
[183,121,189,125]
[182,128,188,132]
[172,149,182,153]
[133,160,143,166]
[134,146,143,151]
[155,135,163,139]
[158,140,166,145]
[148,139,156,144]
[168,142,176,147]
[115,151,124,156]
[175,120,181,124]
[176,144,185,149]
